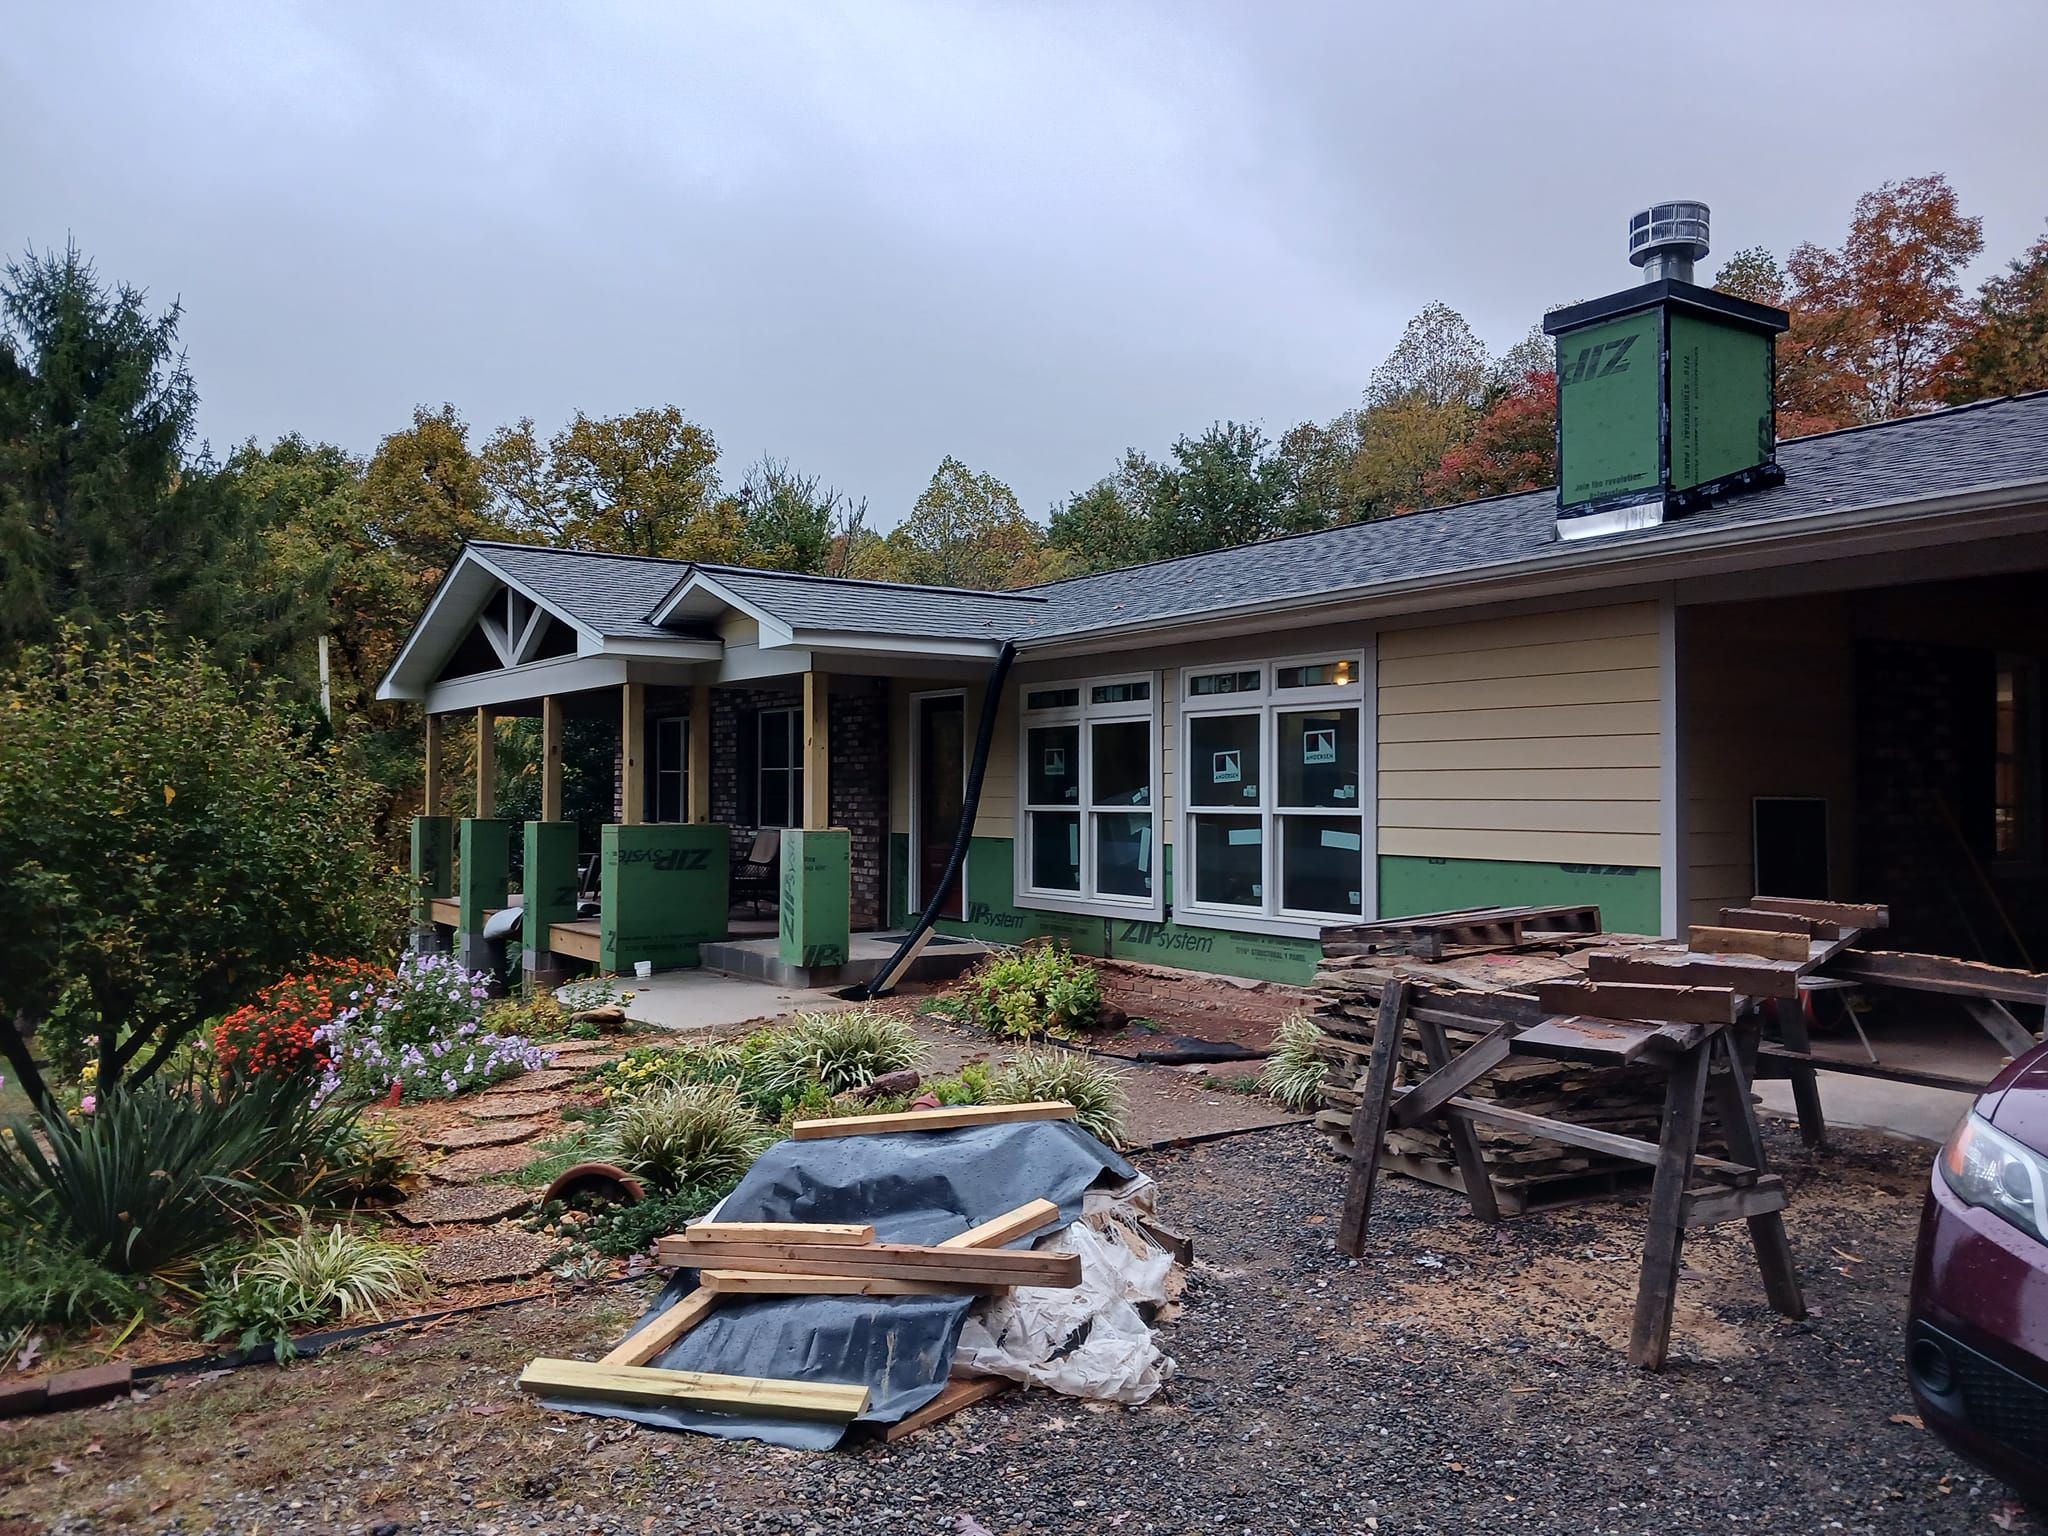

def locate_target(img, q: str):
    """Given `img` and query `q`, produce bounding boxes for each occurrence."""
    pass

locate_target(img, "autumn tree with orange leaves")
[1782,175,1986,428]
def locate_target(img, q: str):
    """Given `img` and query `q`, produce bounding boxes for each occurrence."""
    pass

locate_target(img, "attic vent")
[1628,201,1711,283]
[1544,201,1790,542]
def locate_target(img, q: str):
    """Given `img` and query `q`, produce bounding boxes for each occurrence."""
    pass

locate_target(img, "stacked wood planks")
[524,1103,1088,1440]
[1309,917,1726,1214]
[1309,894,1911,1200]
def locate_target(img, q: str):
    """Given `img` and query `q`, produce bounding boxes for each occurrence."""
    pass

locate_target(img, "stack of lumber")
[1322,904,1606,962]
[521,1101,1084,1441]
[1309,908,1735,1214]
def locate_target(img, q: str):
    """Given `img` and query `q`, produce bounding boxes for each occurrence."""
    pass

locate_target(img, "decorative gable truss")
[477,587,570,671]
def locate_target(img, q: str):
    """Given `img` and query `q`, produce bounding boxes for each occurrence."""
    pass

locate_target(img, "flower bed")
[213,957,388,1080]
[316,953,552,1103]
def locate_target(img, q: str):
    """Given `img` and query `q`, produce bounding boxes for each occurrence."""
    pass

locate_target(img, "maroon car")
[1910,1042,2048,1500]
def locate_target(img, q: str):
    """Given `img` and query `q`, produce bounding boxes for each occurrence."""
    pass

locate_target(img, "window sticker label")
[1212,749,1241,784]
[1227,827,1261,846]
[1320,828,1363,851]
[1303,727,1336,765]
[1044,747,1066,777]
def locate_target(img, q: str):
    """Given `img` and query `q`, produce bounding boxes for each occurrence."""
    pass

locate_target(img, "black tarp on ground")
[544,1118,1134,1448]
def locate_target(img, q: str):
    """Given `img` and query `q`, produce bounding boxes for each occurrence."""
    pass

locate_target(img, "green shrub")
[933,1061,993,1106]
[965,944,1104,1039]
[539,1182,729,1260]
[752,1008,927,1097]
[0,1240,147,1333]
[0,1073,369,1278]
[1257,1014,1329,1111]
[559,975,630,1014]
[989,1048,1129,1147]
[193,1221,424,1360]
[596,1040,743,1105]
[0,625,402,1109]
[598,1082,771,1193]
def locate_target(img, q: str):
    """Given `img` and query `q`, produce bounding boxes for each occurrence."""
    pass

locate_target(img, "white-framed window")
[1180,653,1367,926]
[757,706,804,828]
[1017,673,1161,915]
[652,716,688,823]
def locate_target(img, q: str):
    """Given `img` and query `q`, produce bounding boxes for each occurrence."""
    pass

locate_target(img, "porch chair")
[732,828,781,915]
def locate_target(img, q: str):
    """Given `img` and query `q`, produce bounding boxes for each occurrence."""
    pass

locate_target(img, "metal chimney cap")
[1629,201,1711,268]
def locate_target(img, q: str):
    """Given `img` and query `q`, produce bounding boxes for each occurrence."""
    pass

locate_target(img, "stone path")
[419,1119,548,1151]
[491,1067,579,1092]
[392,1184,534,1226]
[465,1092,570,1121]
[425,1143,541,1184]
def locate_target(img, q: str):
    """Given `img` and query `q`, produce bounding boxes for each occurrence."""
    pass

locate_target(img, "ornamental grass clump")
[1258,1014,1330,1111]
[988,1048,1129,1148]
[965,943,1103,1039]
[599,1082,772,1193]
[752,1008,928,1098]
[316,952,551,1102]
[194,1219,426,1359]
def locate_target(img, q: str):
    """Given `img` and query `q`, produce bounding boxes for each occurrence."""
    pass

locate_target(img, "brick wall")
[711,678,889,930]
[829,676,890,931]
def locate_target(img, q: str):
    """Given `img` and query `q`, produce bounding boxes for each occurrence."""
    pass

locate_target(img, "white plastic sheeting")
[952,1175,1180,1404]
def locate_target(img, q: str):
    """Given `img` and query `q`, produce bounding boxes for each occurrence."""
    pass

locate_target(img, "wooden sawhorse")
[1335,977,1806,1370]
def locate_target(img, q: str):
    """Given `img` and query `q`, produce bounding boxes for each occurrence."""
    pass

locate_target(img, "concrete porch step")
[700,931,992,991]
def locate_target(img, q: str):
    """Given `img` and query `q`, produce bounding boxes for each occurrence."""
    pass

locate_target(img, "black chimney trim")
[1543,278,1789,339]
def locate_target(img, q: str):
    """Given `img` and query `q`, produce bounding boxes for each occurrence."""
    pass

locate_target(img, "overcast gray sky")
[5,1,2044,526]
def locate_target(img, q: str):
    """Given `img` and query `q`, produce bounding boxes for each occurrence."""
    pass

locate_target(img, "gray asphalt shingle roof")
[692,565,1044,639]
[1018,391,2048,637]
[466,393,2048,648]
[473,543,687,640]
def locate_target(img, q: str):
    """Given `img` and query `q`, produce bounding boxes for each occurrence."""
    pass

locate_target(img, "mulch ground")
[1,1118,2028,1536]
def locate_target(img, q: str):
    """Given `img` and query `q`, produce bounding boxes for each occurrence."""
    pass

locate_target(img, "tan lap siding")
[1680,595,1855,922]
[969,679,1019,839]
[1377,602,1663,867]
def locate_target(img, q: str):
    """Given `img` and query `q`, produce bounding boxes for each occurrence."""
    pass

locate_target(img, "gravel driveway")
[3,1120,2028,1535]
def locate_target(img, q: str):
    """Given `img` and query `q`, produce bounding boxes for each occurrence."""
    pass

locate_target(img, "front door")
[914,693,967,920]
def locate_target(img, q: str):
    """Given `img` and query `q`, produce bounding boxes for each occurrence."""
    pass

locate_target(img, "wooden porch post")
[423,712,444,813]
[474,707,496,819]
[688,684,711,823]
[621,681,647,825]
[803,670,829,829]
[541,695,565,823]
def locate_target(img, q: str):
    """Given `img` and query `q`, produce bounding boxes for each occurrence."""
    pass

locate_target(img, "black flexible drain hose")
[854,639,1017,1000]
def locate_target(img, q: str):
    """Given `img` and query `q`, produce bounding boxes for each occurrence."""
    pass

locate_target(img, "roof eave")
[646,569,797,645]
[792,628,1007,659]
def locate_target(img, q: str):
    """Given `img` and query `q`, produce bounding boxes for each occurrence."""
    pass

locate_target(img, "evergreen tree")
[0,244,254,660]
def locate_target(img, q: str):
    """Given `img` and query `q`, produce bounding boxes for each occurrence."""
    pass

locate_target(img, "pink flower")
[78,1094,96,1114]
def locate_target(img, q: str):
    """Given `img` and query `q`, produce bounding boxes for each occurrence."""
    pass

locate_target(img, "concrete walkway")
[606,968,851,1033]
[1756,1071,1974,1145]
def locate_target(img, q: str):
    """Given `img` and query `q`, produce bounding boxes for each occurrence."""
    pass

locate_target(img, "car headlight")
[1941,1112,2048,1245]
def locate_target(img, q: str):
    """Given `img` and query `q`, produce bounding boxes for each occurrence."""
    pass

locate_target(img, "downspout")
[854,639,1017,1000]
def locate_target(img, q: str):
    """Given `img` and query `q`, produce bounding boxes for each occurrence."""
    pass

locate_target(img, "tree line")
[3,171,2043,772]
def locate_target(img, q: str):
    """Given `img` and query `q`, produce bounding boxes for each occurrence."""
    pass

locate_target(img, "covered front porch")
[380,545,1026,990]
